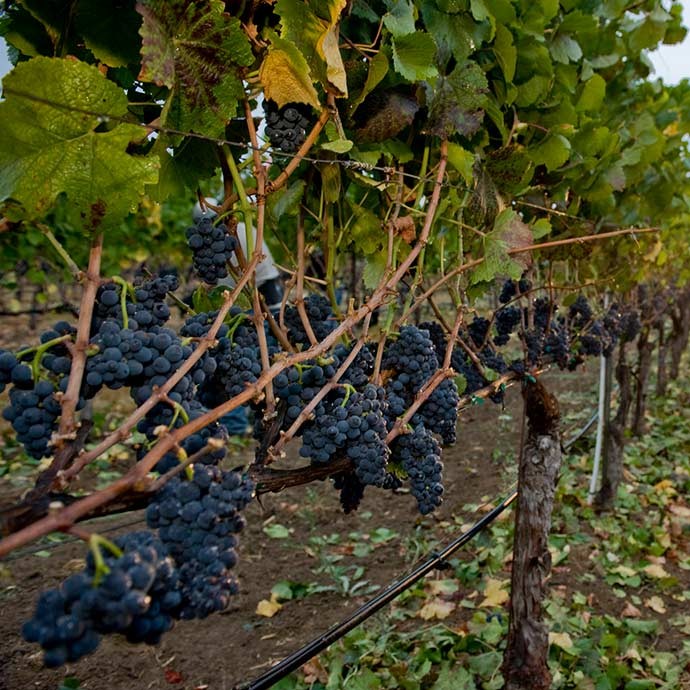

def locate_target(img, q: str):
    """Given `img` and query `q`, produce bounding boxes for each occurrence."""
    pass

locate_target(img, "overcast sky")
[0,7,688,86]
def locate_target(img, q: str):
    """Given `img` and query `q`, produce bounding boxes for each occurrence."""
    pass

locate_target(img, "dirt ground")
[0,358,609,690]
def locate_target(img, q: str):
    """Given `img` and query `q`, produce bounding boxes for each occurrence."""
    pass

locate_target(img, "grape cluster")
[146,465,254,619]
[263,100,311,154]
[92,274,178,333]
[3,381,61,459]
[396,426,443,515]
[382,326,459,446]
[185,217,237,285]
[333,472,366,514]
[499,277,532,303]
[284,294,337,347]
[494,306,522,346]
[22,531,180,667]
[300,384,390,487]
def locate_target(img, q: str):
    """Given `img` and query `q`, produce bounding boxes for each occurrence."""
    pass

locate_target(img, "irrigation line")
[563,411,598,451]
[234,489,518,690]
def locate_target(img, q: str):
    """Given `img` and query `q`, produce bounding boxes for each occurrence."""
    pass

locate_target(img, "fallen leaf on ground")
[644,563,670,579]
[549,631,575,651]
[418,598,456,620]
[645,595,667,613]
[479,578,509,608]
[256,597,282,617]
[621,602,642,618]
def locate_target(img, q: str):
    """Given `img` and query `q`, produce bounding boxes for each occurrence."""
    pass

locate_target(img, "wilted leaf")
[549,631,575,651]
[274,0,348,95]
[387,216,416,243]
[493,208,533,271]
[621,601,642,618]
[418,598,457,620]
[137,0,253,135]
[260,31,321,109]
[256,598,282,617]
[643,563,670,579]
[479,578,509,607]
[355,91,419,143]
[425,61,488,138]
[645,595,667,613]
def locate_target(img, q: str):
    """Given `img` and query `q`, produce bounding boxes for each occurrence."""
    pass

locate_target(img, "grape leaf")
[260,31,321,109]
[391,32,438,82]
[76,0,142,67]
[0,57,158,231]
[355,90,419,143]
[275,0,349,96]
[137,0,253,136]
[382,0,416,37]
[528,133,572,171]
[425,61,488,137]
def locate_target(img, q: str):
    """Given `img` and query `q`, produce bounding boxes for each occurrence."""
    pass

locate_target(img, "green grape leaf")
[471,209,530,284]
[275,0,349,96]
[382,0,416,37]
[425,61,488,138]
[550,34,582,64]
[391,32,438,82]
[76,0,142,67]
[137,0,253,136]
[267,180,306,223]
[349,50,389,115]
[494,24,516,82]
[0,57,158,231]
[260,31,321,109]
[420,4,474,66]
[0,4,53,57]
[152,135,218,199]
[576,73,606,112]
[528,133,571,171]
[446,143,475,186]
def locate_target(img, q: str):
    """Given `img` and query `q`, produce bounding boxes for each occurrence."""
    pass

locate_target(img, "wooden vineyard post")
[502,379,562,690]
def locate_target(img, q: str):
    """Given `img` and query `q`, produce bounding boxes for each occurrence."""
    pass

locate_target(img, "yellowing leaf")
[479,578,509,608]
[260,33,320,109]
[645,595,667,614]
[256,598,282,617]
[549,631,574,651]
[418,598,456,620]
[644,563,670,579]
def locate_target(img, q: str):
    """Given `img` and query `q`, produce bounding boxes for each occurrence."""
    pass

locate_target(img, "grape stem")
[88,533,123,586]
[54,232,103,444]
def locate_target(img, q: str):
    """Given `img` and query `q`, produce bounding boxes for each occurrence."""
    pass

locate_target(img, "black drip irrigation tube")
[234,489,518,690]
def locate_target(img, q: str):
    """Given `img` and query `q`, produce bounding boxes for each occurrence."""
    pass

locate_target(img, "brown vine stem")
[245,97,275,417]
[60,278,253,484]
[0,141,448,557]
[402,226,660,322]
[295,207,319,347]
[267,104,331,194]
[56,232,103,442]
